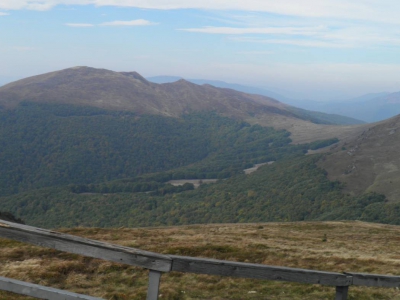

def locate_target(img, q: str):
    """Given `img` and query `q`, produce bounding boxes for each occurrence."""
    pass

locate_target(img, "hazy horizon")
[1,1,400,101]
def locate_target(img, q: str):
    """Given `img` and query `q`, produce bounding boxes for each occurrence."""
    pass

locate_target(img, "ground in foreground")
[1,221,400,299]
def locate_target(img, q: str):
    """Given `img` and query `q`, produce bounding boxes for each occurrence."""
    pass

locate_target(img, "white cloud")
[268,39,351,48]
[224,24,400,49]
[1,1,400,24]
[180,26,324,36]
[100,19,157,26]
[230,36,352,48]
[0,12,9,15]
[65,23,94,27]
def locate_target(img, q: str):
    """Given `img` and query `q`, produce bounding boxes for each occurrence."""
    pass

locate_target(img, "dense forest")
[0,155,388,228]
[0,102,299,196]
[0,102,394,228]
[0,211,24,224]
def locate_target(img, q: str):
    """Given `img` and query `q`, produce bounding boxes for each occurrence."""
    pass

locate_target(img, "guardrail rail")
[0,220,399,300]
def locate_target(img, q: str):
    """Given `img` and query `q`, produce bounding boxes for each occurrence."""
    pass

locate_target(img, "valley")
[0,66,399,228]
[4,3,400,300]
[167,179,219,188]
[167,162,271,187]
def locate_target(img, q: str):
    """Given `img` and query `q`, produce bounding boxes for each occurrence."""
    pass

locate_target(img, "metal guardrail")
[0,220,399,300]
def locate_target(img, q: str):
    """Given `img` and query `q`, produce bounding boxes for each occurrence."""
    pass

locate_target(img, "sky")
[1,1,400,101]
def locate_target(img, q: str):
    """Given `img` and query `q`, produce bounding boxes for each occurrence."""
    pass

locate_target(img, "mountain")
[148,75,400,123]
[0,107,306,196]
[319,114,400,200]
[0,66,387,228]
[289,92,400,123]
[0,66,365,144]
[0,66,360,197]
[347,92,390,103]
[316,114,400,224]
[147,75,364,126]
[147,75,288,101]
[0,67,291,119]
[326,92,400,122]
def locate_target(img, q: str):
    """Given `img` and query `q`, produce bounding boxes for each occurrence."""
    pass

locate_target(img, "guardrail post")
[146,270,162,300]
[335,286,349,300]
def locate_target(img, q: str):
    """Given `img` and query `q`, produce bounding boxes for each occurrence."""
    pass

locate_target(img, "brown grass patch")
[1,221,400,299]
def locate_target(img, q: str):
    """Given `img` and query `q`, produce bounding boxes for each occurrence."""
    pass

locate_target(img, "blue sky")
[1,1,400,101]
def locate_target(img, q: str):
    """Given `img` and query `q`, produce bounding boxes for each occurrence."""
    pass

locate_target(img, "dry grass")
[1,221,400,299]
[245,114,370,144]
[319,115,400,200]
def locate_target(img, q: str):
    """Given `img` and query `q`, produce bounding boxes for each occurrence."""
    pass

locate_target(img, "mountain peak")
[70,66,89,69]
[62,66,111,73]
[0,67,293,119]
[169,78,198,87]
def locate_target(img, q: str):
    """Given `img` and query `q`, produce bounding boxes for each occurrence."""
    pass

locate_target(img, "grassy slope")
[319,114,400,201]
[245,113,369,144]
[1,222,400,299]
[286,106,365,125]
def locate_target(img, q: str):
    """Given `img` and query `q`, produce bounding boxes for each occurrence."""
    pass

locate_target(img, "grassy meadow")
[1,221,400,299]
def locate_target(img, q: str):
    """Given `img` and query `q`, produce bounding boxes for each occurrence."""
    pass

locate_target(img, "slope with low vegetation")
[320,114,400,205]
[1,221,400,299]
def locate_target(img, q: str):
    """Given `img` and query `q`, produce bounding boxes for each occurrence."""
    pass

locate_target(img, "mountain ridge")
[0,66,367,143]
[0,66,287,118]
[147,75,400,123]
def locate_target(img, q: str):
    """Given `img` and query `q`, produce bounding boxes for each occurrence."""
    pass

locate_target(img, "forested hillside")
[0,154,387,228]
[0,102,297,196]
[0,101,391,228]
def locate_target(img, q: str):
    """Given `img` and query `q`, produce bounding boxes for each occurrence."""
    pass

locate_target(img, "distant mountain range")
[147,76,400,123]
[313,93,400,123]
